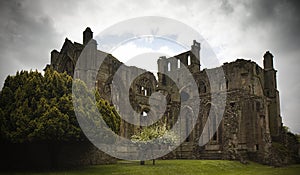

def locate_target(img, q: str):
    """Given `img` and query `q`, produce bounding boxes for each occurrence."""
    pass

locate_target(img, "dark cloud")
[241,0,300,52]
[219,0,300,52]
[0,0,61,86]
[255,1,299,50]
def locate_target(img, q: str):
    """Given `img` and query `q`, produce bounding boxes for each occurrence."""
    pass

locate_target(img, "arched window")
[141,86,144,94]
[187,55,191,65]
[177,59,181,69]
[142,111,148,117]
[136,77,153,97]
[210,110,218,142]
[182,107,194,142]
[168,62,171,71]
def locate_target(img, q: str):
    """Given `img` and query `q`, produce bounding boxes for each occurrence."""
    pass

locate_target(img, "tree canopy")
[0,68,120,143]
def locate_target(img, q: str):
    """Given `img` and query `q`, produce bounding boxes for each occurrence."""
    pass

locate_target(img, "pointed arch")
[181,106,195,142]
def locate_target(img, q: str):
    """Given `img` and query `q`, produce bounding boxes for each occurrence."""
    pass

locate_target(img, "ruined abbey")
[50,27,283,164]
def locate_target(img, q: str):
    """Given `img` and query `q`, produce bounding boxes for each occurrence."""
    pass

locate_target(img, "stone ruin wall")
[49,28,282,164]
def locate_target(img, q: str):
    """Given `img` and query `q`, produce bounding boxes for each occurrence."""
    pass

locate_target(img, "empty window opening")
[168,62,171,71]
[226,80,229,89]
[187,55,191,65]
[210,113,218,142]
[140,86,150,96]
[177,59,181,68]
[142,111,148,117]
[212,133,217,141]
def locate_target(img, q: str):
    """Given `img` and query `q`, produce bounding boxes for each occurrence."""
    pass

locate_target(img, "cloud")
[0,0,299,133]
[112,38,183,62]
[220,0,234,14]
[245,0,300,52]
[112,42,153,62]
[0,0,62,86]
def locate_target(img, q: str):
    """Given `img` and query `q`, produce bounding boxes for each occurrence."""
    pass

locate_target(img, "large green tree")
[0,68,120,143]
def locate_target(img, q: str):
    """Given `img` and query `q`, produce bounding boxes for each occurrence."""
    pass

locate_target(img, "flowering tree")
[131,123,178,165]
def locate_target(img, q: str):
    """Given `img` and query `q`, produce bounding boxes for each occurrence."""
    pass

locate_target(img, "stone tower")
[190,40,201,73]
[191,40,200,62]
[263,51,282,138]
[83,27,93,45]
[74,28,98,89]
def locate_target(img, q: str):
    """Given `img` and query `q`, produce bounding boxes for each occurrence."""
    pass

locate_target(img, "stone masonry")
[49,28,283,163]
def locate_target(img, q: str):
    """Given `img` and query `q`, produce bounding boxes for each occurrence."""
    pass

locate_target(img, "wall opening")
[140,110,148,128]
[142,111,148,117]
[182,107,194,142]
[168,62,171,71]
[212,132,217,141]
[212,114,217,142]
[226,79,229,89]
[255,144,259,151]
[187,55,191,65]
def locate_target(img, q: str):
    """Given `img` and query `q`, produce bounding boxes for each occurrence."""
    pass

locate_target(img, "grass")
[1,160,300,175]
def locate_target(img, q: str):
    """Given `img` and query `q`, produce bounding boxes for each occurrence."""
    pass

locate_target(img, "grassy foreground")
[1,160,300,175]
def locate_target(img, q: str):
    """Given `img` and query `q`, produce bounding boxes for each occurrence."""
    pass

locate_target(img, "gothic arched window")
[177,59,181,69]
[187,55,191,65]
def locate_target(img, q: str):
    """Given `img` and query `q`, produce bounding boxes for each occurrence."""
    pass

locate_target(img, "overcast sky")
[0,0,299,133]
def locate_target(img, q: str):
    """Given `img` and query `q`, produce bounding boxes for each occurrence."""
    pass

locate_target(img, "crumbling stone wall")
[49,28,284,165]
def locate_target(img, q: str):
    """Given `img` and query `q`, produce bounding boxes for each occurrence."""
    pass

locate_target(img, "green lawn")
[1,160,300,175]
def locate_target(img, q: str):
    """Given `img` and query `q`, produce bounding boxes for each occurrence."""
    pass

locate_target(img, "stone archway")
[180,106,195,143]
